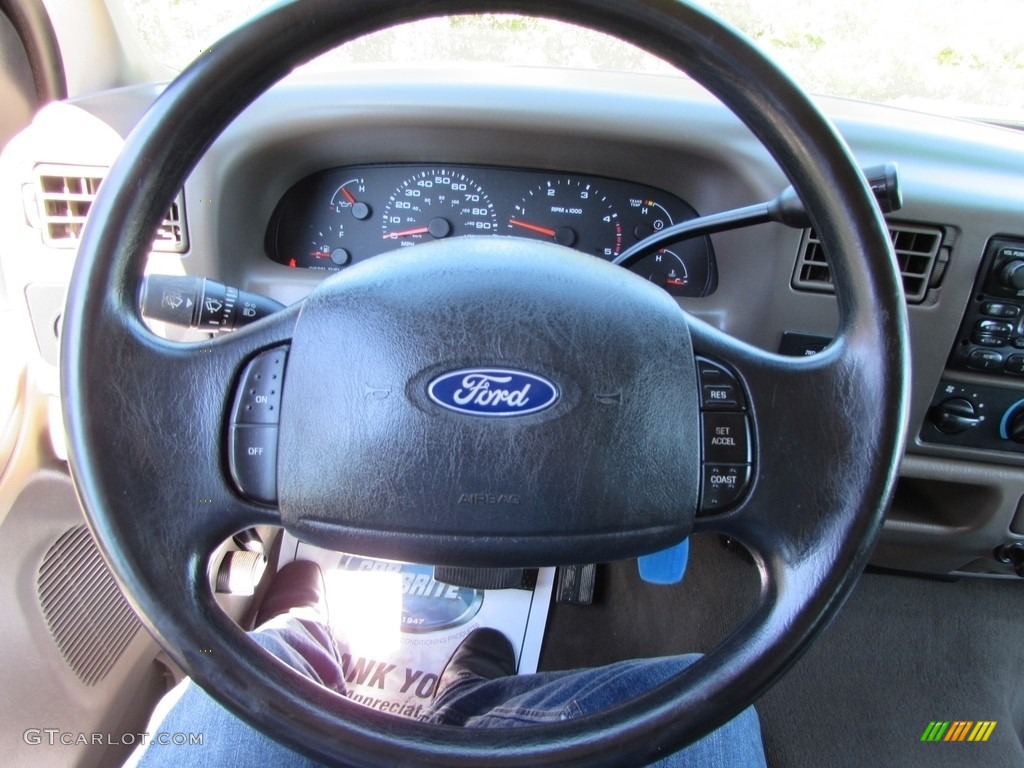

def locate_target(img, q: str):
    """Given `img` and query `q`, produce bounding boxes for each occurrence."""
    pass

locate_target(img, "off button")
[702,412,750,464]
[229,425,278,505]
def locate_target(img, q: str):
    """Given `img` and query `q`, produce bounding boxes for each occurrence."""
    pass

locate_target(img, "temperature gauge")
[633,249,690,296]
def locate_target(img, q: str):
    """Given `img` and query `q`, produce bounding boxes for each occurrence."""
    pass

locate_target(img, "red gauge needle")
[509,219,557,238]
[666,278,687,286]
[383,227,430,239]
[341,187,357,204]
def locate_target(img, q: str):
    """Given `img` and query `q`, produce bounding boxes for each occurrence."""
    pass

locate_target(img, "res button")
[696,358,746,411]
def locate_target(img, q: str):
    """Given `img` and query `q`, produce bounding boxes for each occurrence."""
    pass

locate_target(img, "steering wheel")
[61,0,908,765]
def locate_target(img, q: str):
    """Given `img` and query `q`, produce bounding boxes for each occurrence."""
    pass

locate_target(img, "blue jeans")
[133,617,766,767]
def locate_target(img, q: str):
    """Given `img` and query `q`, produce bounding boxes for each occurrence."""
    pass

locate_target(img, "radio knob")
[1000,260,1024,291]
[928,397,982,435]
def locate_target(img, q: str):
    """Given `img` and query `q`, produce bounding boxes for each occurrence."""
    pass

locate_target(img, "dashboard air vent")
[793,223,944,303]
[34,164,187,252]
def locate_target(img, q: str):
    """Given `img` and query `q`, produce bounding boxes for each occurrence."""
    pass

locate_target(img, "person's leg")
[128,616,339,768]
[128,560,341,768]
[423,633,766,768]
[130,559,764,768]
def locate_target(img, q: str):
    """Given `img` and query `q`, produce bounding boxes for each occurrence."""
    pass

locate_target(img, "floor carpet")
[539,534,1024,767]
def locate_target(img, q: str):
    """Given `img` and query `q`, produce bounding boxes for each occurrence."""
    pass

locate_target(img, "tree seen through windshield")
[121,0,1024,118]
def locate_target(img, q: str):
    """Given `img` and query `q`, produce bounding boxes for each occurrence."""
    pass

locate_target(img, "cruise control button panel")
[228,346,288,504]
[696,358,753,513]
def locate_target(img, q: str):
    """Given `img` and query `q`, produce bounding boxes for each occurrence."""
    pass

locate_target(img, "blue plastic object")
[637,538,689,585]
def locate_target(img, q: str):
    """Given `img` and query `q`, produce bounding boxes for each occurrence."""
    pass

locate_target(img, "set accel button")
[702,412,750,463]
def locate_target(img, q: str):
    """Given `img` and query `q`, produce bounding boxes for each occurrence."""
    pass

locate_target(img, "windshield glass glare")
[120,0,1024,119]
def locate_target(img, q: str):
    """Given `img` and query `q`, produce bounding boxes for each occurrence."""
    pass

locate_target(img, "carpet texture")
[538,534,1024,766]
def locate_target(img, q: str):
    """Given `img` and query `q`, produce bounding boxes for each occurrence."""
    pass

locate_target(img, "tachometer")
[509,178,622,258]
[381,169,497,246]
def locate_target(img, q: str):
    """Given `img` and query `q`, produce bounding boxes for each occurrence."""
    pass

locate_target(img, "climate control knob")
[929,397,982,435]
[1004,407,1024,444]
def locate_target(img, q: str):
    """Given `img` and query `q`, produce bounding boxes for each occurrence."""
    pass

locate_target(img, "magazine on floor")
[279,533,555,719]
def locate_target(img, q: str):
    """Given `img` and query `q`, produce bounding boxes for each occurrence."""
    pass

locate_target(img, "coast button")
[700,464,751,513]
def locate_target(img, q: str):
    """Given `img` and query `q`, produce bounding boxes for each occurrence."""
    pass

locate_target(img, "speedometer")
[381,169,497,246]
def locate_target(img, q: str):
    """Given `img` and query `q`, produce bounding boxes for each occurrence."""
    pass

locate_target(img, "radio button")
[1006,355,1024,375]
[982,302,1021,319]
[972,333,1007,348]
[967,349,1004,370]
[976,319,1014,336]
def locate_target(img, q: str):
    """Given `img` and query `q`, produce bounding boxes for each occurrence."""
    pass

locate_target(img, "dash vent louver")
[37,525,141,686]
[793,223,945,303]
[34,164,187,252]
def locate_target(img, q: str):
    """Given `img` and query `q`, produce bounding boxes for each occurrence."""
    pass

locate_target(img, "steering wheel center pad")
[279,237,700,566]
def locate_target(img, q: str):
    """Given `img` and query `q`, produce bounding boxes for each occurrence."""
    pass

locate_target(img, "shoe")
[254,560,328,626]
[435,628,516,699]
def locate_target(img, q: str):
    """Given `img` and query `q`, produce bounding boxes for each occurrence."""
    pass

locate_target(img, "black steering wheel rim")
[61,1,909,766]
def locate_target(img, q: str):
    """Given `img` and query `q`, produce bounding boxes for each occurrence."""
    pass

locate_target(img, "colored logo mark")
[921,721,996,742]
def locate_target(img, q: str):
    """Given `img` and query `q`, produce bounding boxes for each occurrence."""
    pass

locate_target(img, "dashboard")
[5,66,1024,580]
[265,164,716,296]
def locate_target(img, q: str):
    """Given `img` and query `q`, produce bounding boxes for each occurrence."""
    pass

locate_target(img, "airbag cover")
[277,237,699,566]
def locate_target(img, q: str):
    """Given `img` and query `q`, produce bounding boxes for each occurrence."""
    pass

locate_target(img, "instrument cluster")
[265,164,717,297]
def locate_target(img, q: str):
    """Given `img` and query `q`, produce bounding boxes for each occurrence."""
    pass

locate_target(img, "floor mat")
[538,535,1024,767]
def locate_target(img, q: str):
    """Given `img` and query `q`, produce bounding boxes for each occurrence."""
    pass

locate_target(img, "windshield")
[119,0,1024,120]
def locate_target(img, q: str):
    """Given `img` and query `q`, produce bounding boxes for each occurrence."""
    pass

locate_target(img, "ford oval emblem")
[428,367,559,417]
